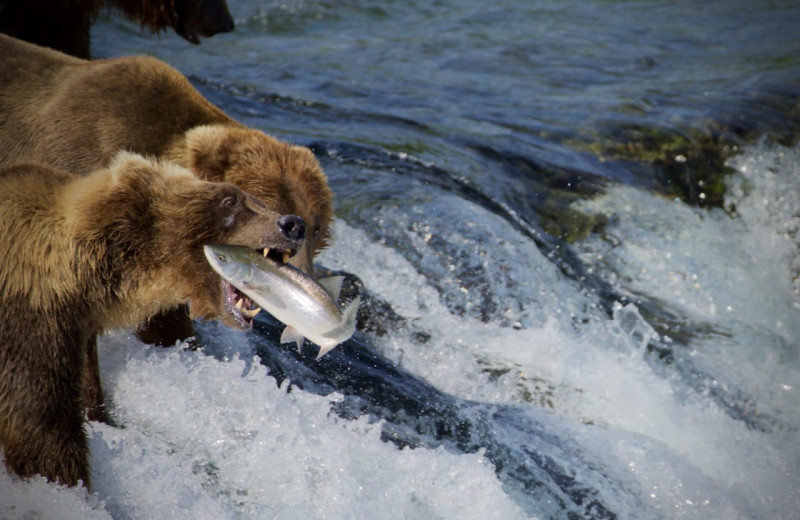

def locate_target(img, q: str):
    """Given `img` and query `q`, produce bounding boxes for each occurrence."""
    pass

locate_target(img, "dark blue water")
[84,1,800,518]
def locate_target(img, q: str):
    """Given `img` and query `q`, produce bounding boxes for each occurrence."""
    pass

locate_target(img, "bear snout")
[278,214,306,242]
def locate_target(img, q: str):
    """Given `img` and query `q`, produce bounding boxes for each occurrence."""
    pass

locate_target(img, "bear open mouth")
[222,247,292,328]
[223,280,260,328]
[261,247,294,265]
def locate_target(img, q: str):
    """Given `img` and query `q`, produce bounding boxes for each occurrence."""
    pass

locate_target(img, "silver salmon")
[203,244,359,359]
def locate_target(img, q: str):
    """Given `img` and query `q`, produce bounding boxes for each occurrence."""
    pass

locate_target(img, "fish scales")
[203,244,359,358]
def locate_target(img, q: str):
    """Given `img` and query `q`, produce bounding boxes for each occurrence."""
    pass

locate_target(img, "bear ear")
[107,151,158,183]
[182,125,240,182]
[108,151,193,185]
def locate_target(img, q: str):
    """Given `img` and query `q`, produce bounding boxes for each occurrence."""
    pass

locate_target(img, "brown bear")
[0,33,334,420]
[0,152,303,488]
[0,33,331,282]
[0,0,234,59]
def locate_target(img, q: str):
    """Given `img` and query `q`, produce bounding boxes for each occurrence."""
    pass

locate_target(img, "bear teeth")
[234,297,262,319]
[261,247,290,264]
[242,307,262,319]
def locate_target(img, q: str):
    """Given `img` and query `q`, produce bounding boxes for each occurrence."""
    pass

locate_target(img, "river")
[2,0,799,518]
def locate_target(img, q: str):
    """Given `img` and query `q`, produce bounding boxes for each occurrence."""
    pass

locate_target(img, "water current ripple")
[191,74,778,439]
[245,313,630,520]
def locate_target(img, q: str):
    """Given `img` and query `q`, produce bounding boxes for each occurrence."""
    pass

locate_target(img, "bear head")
[75,152,304,331]
[174,124,334,278]
[114,0,235,45]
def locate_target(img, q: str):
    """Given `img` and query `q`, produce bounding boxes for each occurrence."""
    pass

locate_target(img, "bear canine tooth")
[282,251,290,264]
[235,298,244,310]
[263,248,270,258]
[241,307,262,319]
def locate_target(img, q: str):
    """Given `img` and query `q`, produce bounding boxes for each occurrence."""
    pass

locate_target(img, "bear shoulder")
[0,162,81,308]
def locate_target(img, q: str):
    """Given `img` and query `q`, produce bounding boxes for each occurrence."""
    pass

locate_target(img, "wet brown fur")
[0,34,334,420]
[0,34,333,275]
[0,153,287,488]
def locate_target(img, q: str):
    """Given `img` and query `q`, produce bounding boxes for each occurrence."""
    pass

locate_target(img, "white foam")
[1,332,527,520]
[319,142,800,518]
[0,469,111,520]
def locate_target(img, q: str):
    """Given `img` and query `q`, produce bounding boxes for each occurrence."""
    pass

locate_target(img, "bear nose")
[277,214,306,242]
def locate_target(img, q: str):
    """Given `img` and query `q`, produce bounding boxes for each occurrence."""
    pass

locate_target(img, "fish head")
[204,244,253,284]
[203,244,267,329]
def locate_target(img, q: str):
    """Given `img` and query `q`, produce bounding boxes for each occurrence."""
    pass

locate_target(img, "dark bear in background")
[0,0,234,58]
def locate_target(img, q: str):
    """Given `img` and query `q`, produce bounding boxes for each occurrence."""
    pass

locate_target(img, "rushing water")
[2,1,800,519]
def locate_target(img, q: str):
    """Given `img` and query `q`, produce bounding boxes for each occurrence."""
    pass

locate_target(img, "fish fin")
[315,335,346,360]
[316,296,362,360]
[280,325,305,352]
[318,276,344,300]
[315,344,336,360]
[321,297,361,341]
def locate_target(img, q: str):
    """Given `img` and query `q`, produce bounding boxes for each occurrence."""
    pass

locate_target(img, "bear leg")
[0,312,92,488]
[0,361,90,487]
[82,336,110,424]
[2,418,90,488]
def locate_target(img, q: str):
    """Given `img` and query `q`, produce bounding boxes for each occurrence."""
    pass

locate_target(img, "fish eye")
[217,254,227,262]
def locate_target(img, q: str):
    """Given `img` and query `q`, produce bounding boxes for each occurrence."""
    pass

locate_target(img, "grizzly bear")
[0,33,331,281]
[0,33,334,420]
[0,152,303,488]
[0,0,234,59]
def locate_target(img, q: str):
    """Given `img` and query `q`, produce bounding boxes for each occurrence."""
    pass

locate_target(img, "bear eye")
[220,195,237,208]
